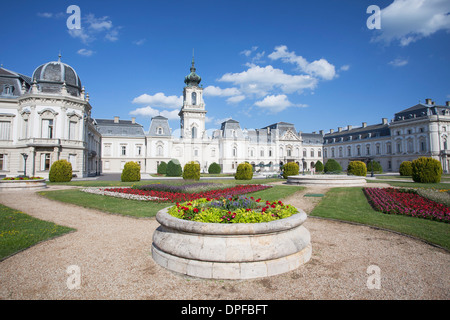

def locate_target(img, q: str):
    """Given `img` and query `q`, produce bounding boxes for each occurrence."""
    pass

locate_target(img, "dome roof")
[184,56,201,87]
[32,55,82,97]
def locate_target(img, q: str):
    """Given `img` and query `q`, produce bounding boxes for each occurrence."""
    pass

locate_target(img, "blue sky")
[1,0,449,134]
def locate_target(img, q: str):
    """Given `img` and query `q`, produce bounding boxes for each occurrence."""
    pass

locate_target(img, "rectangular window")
[0,121,11,140]
[137,145,142,156]
[121,146,127,156]
[397,143,402,153]
[104,144,111,156]
[69,154,76,169]
[376,145,380,154]
[311,150,314,157]
[69,121,77,140]
[0,154,5,170]
[42,119,54,139]
[41,153,51,171]
[23,119,29,139]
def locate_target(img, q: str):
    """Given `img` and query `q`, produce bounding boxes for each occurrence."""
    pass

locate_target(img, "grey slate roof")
[324,122,390,143]
[394,103,450,121]
[95,119,145,137]
[148,116,171,137]
[0,67,31,97]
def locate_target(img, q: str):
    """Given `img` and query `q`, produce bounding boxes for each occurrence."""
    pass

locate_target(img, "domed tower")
[31,54,83,97]
[179,53,206,139]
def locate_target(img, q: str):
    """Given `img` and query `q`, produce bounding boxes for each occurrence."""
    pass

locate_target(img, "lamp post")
[368,157,374,178]
[21,153,28,177]
[302,157,305,175]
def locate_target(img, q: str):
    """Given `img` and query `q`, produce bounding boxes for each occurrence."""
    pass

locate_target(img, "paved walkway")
[0,185,449,300]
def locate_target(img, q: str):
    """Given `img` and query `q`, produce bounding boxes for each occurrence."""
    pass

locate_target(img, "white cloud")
[130,106,179,120]
[254,94,307,113]
[37,12,53,18]
[218,64,317,97]
[77,48,95,57]
[132,92,182,109]
[226,95,246,104]
[203,86,241,97]
[340,65,350,71]
[268,45,336,80]
[240,46,258,57]
[389,58,409,67]
[68,13,120,44]
[372,0,450,46]
[133,39,147,46]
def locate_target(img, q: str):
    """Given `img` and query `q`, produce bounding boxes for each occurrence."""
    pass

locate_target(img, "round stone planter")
[151,207,311,280]
[0,179,47,192]
[287,174,367,187]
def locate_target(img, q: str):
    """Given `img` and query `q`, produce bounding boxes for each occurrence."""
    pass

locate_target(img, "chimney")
[330,129,334,134]
[446,101,450,107]
[425,98,432,105]
[347,125,352,131]
[131,117,136,124]
[114,116,119,123]
[338,127,342,132]
[362,122,367,128]
[319,130,324,136]
[382,118,388,125]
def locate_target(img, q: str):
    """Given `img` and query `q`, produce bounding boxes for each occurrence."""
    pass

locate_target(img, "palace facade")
[1,56,449,178]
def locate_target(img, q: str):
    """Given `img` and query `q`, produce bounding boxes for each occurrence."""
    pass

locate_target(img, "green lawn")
[311,187,450,250]
[39,181,304,218]
[0,204,74,260]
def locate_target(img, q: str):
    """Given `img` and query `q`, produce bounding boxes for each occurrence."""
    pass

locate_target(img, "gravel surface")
[0,184,449,300]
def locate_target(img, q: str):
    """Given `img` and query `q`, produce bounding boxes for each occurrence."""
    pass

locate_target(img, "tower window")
[191,127,197,139]
[192,92,197,105]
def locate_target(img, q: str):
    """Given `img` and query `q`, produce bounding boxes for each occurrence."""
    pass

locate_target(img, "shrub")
[367,160,383,174]
[121,161,141,182]
[208,162,221,174]
[314,160,324,173]
[166,159,182,177]
[157,161,167,175]
[183,161,201,180]
[49,159,72,182]
[324,159,342,173]
[282,162,299,179]
[411,157,442,183]
[235,162,253,180]
[399,161,413,176]
[347,161,367,176]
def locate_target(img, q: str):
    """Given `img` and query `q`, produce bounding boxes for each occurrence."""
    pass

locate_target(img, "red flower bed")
[103,184,272,203]
[363,187,450,223]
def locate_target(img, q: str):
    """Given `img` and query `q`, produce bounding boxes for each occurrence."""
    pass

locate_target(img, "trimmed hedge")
[235,162,253,180]
[324,159,342,173]
[166,159,182,177]
[399,161,413,176]
[208,162,221,174]
[49,159,73,182]
[282,162,299,179]
[347,161,367,176]
[157,161,167,175]
[183,161,200,180]
[367,160,383,174]
[314,160,324,173]
[411,157,442,183]
[121,161,141,182]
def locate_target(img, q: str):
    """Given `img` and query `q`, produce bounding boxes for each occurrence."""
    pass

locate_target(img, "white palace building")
[1,56,450,178]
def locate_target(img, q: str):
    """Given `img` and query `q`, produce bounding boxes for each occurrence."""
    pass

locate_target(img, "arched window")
[191,126,197,139]
[192,92,197,105]
[157,127,163,135]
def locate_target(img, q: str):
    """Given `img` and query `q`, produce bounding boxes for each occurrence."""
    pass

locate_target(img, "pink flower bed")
[102,184,272,203]
[363,187,450,223]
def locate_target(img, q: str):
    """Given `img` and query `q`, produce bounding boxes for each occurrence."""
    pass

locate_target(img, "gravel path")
[0,185,449,300]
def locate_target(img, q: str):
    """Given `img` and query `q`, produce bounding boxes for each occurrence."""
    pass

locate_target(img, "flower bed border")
[82,184,272,203]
